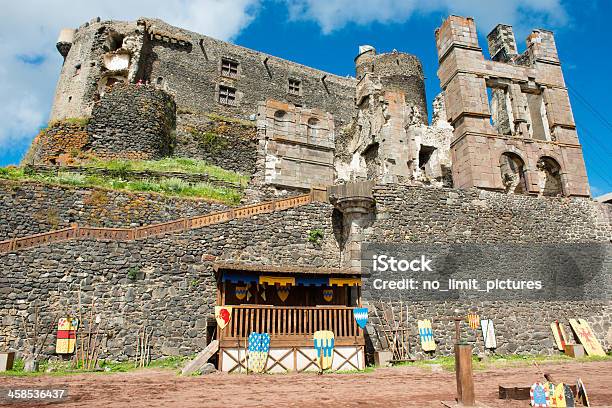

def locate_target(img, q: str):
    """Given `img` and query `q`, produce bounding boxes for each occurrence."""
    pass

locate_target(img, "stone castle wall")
[1,181,609,360]
[50,18,357,131]
[0,201,338,360]
[142,18,356,128]
[87,84,176,160]
[360,184,611,356]
[22,122,89,166]
[0,180,227,240]
[174,114,258,176]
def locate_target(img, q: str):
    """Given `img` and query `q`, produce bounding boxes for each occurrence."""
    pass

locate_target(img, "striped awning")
[259,276,295,286]
[222,273,361,287]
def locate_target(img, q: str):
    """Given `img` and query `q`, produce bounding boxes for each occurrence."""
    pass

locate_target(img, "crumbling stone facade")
[336,46,453,187]
[436,16,590,197]
[255,99,335,190]
[46,16,591,197]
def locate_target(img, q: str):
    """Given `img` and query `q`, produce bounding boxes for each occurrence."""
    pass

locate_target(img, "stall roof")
[213,261,360,276]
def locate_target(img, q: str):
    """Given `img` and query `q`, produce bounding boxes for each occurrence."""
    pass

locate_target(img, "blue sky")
[1,0,610,196]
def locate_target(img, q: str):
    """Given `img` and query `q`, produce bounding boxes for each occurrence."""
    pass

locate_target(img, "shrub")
[308,229,324,245]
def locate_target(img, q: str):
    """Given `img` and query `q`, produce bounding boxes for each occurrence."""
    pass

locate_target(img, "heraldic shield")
[248,332,270,373]
[313,330,335,370]
[55,317,78,354]
[353,307,368,329]
[417,319,436,352]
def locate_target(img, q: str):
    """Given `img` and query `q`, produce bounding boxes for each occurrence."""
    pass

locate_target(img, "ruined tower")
[435,16,590,196]
[337,46,451,185]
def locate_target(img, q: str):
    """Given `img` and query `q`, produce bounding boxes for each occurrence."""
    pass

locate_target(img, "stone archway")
[537,156,563,196]
[499,152,526,194]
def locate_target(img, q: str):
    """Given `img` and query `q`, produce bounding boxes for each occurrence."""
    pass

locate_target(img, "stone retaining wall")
[24,165,244,190]
[360,184,612,357]
[0,202,338,360]
[0,180,227,240]
[1,182,610,361]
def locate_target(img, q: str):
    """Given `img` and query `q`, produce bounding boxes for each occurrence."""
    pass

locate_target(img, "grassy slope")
[0,158,246,205]
[86,157,249,186]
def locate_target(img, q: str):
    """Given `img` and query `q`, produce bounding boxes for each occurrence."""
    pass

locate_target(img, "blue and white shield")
[248,332,270,373]
[353,307,368,329]
[313,330,335,370]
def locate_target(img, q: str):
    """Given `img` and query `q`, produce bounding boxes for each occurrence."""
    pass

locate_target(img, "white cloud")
[0,0,260,162]
[284,0,568,37]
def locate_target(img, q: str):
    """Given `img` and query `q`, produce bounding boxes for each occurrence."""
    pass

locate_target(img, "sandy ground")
[0,361,610,407]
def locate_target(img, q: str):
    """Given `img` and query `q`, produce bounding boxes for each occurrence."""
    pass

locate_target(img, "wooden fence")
[221,305,362,341]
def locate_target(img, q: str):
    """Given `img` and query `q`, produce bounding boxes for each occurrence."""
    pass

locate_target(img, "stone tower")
[337,46,453,184]
[435,16,590,196]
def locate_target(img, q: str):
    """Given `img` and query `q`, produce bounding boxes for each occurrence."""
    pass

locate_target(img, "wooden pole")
[455,344,476,406]
[453,317,463,344]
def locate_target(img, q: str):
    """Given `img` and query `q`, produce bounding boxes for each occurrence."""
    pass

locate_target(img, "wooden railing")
[221,305,362,341]
[0,190,326,254]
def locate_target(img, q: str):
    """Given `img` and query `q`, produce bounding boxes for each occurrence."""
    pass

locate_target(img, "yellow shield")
[569,318,605,356]
[55,317,78,354]
[276,285,290,302]
[417,319,436,352]
[551,382,567,407]
[322,288,333,302]
[235,285,248,301]
[313,330,334,370]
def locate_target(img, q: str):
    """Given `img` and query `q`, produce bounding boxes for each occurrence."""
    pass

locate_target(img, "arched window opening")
[537,157,563,196]
[307,117,319,142]
[274,110,289,136]
[499,152,527,194]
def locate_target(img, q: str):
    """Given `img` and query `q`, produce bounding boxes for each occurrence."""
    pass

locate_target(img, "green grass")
[0,356,190,377]
[47,117,90,128]
[86,157,249,187]
[395,353,612,372]
[0,167,243,205]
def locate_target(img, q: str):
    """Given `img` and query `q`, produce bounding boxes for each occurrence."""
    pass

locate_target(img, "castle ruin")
[2,15,608,369]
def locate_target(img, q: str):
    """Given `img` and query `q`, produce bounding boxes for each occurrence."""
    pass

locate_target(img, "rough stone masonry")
[1,14,609,362]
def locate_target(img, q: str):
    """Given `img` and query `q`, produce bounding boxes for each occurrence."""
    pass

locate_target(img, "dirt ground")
[0,361,610,407]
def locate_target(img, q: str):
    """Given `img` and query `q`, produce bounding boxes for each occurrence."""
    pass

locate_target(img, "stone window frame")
[217,84,237,106]
[288,78,302,96]
[220,57,240,79]
[306,117,320,141]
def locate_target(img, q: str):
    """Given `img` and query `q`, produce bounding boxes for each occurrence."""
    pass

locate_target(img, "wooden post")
[455,344,475,406]
[453,317,461,343]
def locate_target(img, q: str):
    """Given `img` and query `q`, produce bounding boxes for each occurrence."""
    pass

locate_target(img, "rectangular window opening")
[218,85,236,106]
[487,86,513,136]
[288,79,301,95]
[221,59,239,78]
[525,92,551,141]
